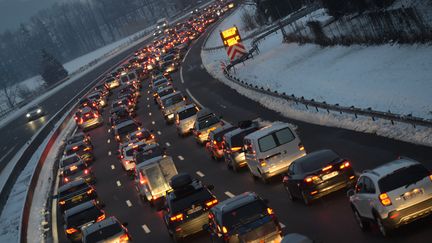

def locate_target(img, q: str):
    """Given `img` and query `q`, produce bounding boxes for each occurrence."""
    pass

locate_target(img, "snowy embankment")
[201,5,432,146]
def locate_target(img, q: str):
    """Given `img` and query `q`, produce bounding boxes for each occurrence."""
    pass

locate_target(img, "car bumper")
[305,176,356,201]
[81,118,103,130]
[382,197,432,229]
[173,212,209,238]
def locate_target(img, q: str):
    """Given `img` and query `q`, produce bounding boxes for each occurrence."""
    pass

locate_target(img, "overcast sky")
[0,0,59,33]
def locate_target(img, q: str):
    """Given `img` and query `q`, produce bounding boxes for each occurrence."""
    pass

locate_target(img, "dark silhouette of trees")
[40,49,68,85]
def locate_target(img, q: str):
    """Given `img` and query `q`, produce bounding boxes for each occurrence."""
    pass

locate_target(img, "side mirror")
[202,224,210,232]
[122,222,129,227]
[347,188,355,197]
[207,184,215,191]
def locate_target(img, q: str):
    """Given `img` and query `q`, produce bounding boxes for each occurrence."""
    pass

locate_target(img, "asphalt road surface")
[54,26,432,243]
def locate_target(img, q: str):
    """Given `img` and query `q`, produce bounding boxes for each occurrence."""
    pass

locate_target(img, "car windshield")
[178,107,198,120]
[198,116,219,130]
[163,94,183,107]
[170,188,213,213]
[378,164,430,193]
[85,223,123,242]
[118,123,138,135]
[222,200,267,229]
[128,73,136,80]
[67,206,101,227]
[64,163,87,176]
[125,144,146,157]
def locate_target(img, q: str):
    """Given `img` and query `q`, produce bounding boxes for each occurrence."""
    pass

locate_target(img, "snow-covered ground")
[201,5,432,146]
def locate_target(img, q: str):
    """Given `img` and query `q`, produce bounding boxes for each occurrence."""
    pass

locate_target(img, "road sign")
[226,43,247,62]
[220,26,242,47]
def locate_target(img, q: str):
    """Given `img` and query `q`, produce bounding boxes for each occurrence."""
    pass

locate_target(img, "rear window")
[59,183,88,197]
[258,135,277,152]
[62,156,80,167]
[118,123,138,135]
[230,128,258,147]
[163,94,184,107]
[64,163,87,176]
[198,116,220,130]
[128,73,136,80]
[378,164,430,193]
[131,130,151,141]
[67,206,102,227]
[275,128,295,145]
[178,107,198,120]
[258,127,295,152]
[125,144,147,157]
[170,188,213,213]
[85,223,123,242]
[222,200,267,228]
[299,152,339,173]
[135,146,164,163]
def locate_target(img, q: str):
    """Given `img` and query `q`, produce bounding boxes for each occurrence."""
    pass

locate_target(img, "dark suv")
[204,192,282,243]
[163,173,218,241]
[57,179,99,212]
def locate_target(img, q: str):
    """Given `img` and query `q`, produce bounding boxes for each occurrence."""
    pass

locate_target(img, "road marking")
[108,151,112,156]
[107,139,110,144]
[219,104,227,109]
[182,43,193,63]
[147,97,149,101]
[111,165,115,170]
[279,222,286,229]
[186,88,205,109]
[165,142,171,147]
[117,180,122,187]
[72,126,78,135]
[108,129,111,133]
[157,131,162,135]
[147,104,150,108]
[0,145,17,164]
[225,191,235,198]
[178,155,184,161]
[196,171,205,177]
[149,112,152,116]
[152,121,155,125]
[126,200,132,207]
[142,224,151,234]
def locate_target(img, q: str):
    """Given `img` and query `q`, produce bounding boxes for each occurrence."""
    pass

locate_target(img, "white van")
[243,122,306,183]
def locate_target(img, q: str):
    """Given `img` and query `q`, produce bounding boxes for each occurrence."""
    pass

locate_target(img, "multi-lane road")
[53,23,432,243]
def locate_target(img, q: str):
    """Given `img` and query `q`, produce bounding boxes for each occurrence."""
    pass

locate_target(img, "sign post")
[220,26,247,62]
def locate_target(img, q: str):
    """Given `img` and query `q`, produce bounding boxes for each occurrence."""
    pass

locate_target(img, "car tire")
[232,163,239,173]
[301,190,310,205]
[250,170,258,181]
[375,214,390,237]
[352,207,369,231]
[285,185,295,201]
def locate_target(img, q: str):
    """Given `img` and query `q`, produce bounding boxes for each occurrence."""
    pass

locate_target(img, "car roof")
[224,124,258,140]
[364,158,420,179]
[58,179,87,192]
[196,108,213,118]
[64,200,96,218]
[115,120,136,130]
[213,192,258,214]
[244,122,289,140]
[211,124,234,136]
[82,216,119,235]
[136,155,168,169]
[80,107,93,113]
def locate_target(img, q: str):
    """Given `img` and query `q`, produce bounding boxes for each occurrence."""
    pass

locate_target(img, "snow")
[201,5,432,147]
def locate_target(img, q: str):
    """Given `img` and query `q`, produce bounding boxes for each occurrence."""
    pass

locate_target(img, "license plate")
[322,171,338,181]
[403,188,423,200]
[187,205,202,215]
[72,195,83,203]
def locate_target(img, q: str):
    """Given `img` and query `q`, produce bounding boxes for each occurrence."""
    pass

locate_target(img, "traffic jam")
[53,2,432,243]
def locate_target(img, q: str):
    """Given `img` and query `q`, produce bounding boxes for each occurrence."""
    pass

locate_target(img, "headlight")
[26,113,31,118]
[37,109,42,113]
[168,114,174,119]
[157,26,160,29]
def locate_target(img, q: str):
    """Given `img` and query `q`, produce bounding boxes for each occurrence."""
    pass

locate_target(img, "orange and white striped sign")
[226,43,247,62]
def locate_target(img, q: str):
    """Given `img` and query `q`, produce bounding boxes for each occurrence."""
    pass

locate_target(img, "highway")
[54,24,432,243]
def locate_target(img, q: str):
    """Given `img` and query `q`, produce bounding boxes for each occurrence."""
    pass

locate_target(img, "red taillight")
[429,175,432,181]
[267,207,274,215]
[87,188,94,195]
[66,228,77,234]
[136,132,143,136]
[340,161,350,169]
[59,200,66,205]
[304,175,318,183]
[64,177,69,183]
[120,234,129,242]
[322,165,332,172]
[205,199,218,208]
[84,169,89,174]
[96,214,106,222]
[94,113,99,118]
[379,193,392,206]
[170,213,184,222]
[72,146,79,151]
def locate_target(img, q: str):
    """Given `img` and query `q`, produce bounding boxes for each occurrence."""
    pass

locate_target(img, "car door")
[360,176,377,219]
[244,139,257,174]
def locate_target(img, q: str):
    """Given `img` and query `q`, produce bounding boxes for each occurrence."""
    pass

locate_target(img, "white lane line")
[165,142,171,147]
[142,224,151,234]
[108,151,112,156]
[72,126,78,135]
[196,171,205,177]
[279,222,286,229]
[147,104,150,108]
[108,129,111,133]
[186,88,205,109]
[107,139,110,144]
[126,200,132,207]
[225,191,235,198]
[180,66,185,84]
[182,44,193,63]
[152,121,155,125]
[116,180,122,187]
[111,165,115,170]
[147,97,149,101]
[157,131,162,135]
[149,112,152,116]
[178,155,184,161]
[147,90,150,94]
[0,145,17,164]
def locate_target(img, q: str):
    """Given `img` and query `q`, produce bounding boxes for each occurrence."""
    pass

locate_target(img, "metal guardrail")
[223,70,432,128]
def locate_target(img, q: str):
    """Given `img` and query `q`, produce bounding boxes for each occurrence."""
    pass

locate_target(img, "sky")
[0,0,60,33]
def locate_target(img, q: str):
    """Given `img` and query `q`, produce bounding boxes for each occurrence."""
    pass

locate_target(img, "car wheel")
[232,163,239,173]
[285,185,295,201]
[250,170,258,181]
[301,190,310,205]
[375,214,389,237]
[353,207,369,231]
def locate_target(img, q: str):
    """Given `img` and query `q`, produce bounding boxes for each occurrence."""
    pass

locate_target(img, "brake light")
[267,207,274,215]
[222,226,228,234]
[116,135,120,141]
[340,161,350,169]
[84,169,89,174]
[136,132,142,136]
[72,146,79,151]
[94,113,99,118]
[170,213,184,222]
[231,147,241,152]
[150,134,155,139]
[83,147,91,151]
[66,228,77,234]
[87,188,94,195]
[120,234,129,242]
[205,199,218,208]
[298,143,305,151]
[96,214,106,222]
[213,140,217,145]
[259,159,266,167]
[64,177,69,183]
[379,193,392,206]
[304,175,319,183]
[322,165,333,172]
[59,200,66,205]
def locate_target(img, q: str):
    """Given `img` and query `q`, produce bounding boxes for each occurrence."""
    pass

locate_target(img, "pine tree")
[40,49,68,85]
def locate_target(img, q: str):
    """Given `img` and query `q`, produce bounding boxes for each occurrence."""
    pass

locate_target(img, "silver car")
[81,216,131,243]
[160,91,187,123]
[175,104,199,136]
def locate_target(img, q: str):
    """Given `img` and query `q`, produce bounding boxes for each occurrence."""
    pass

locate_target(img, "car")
[60,160,95,185]
[163,173,217,241]
[113,97,135,111]
[78,98,99,110]
[175,104,200,136]
[110,106,135,124]
[87,92,107,108]
[133,143,166,167]
[160,92,187,123]
[114,120,141,143]
[348,157,432,236]
[192,109,223,144]
[81,216,131,243]
[63,200,106,241]
[94,83,110,97]
[155,85,175,107]
[119,140,154,173]
[223,121,260,171]
[57,179,99,212]
[60,154,83,169]
[66,132,91,147]
[204,192,282,243]
[151,78,172,97]
[126,128,156,144]
[76,107,103,131]
[64,141,94,163]
[205,123,236,160]
[119,71,139,86]
[283,149,356,205]
[244,122,306,183]
[104,76,120,89]
[25,105,46,121]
